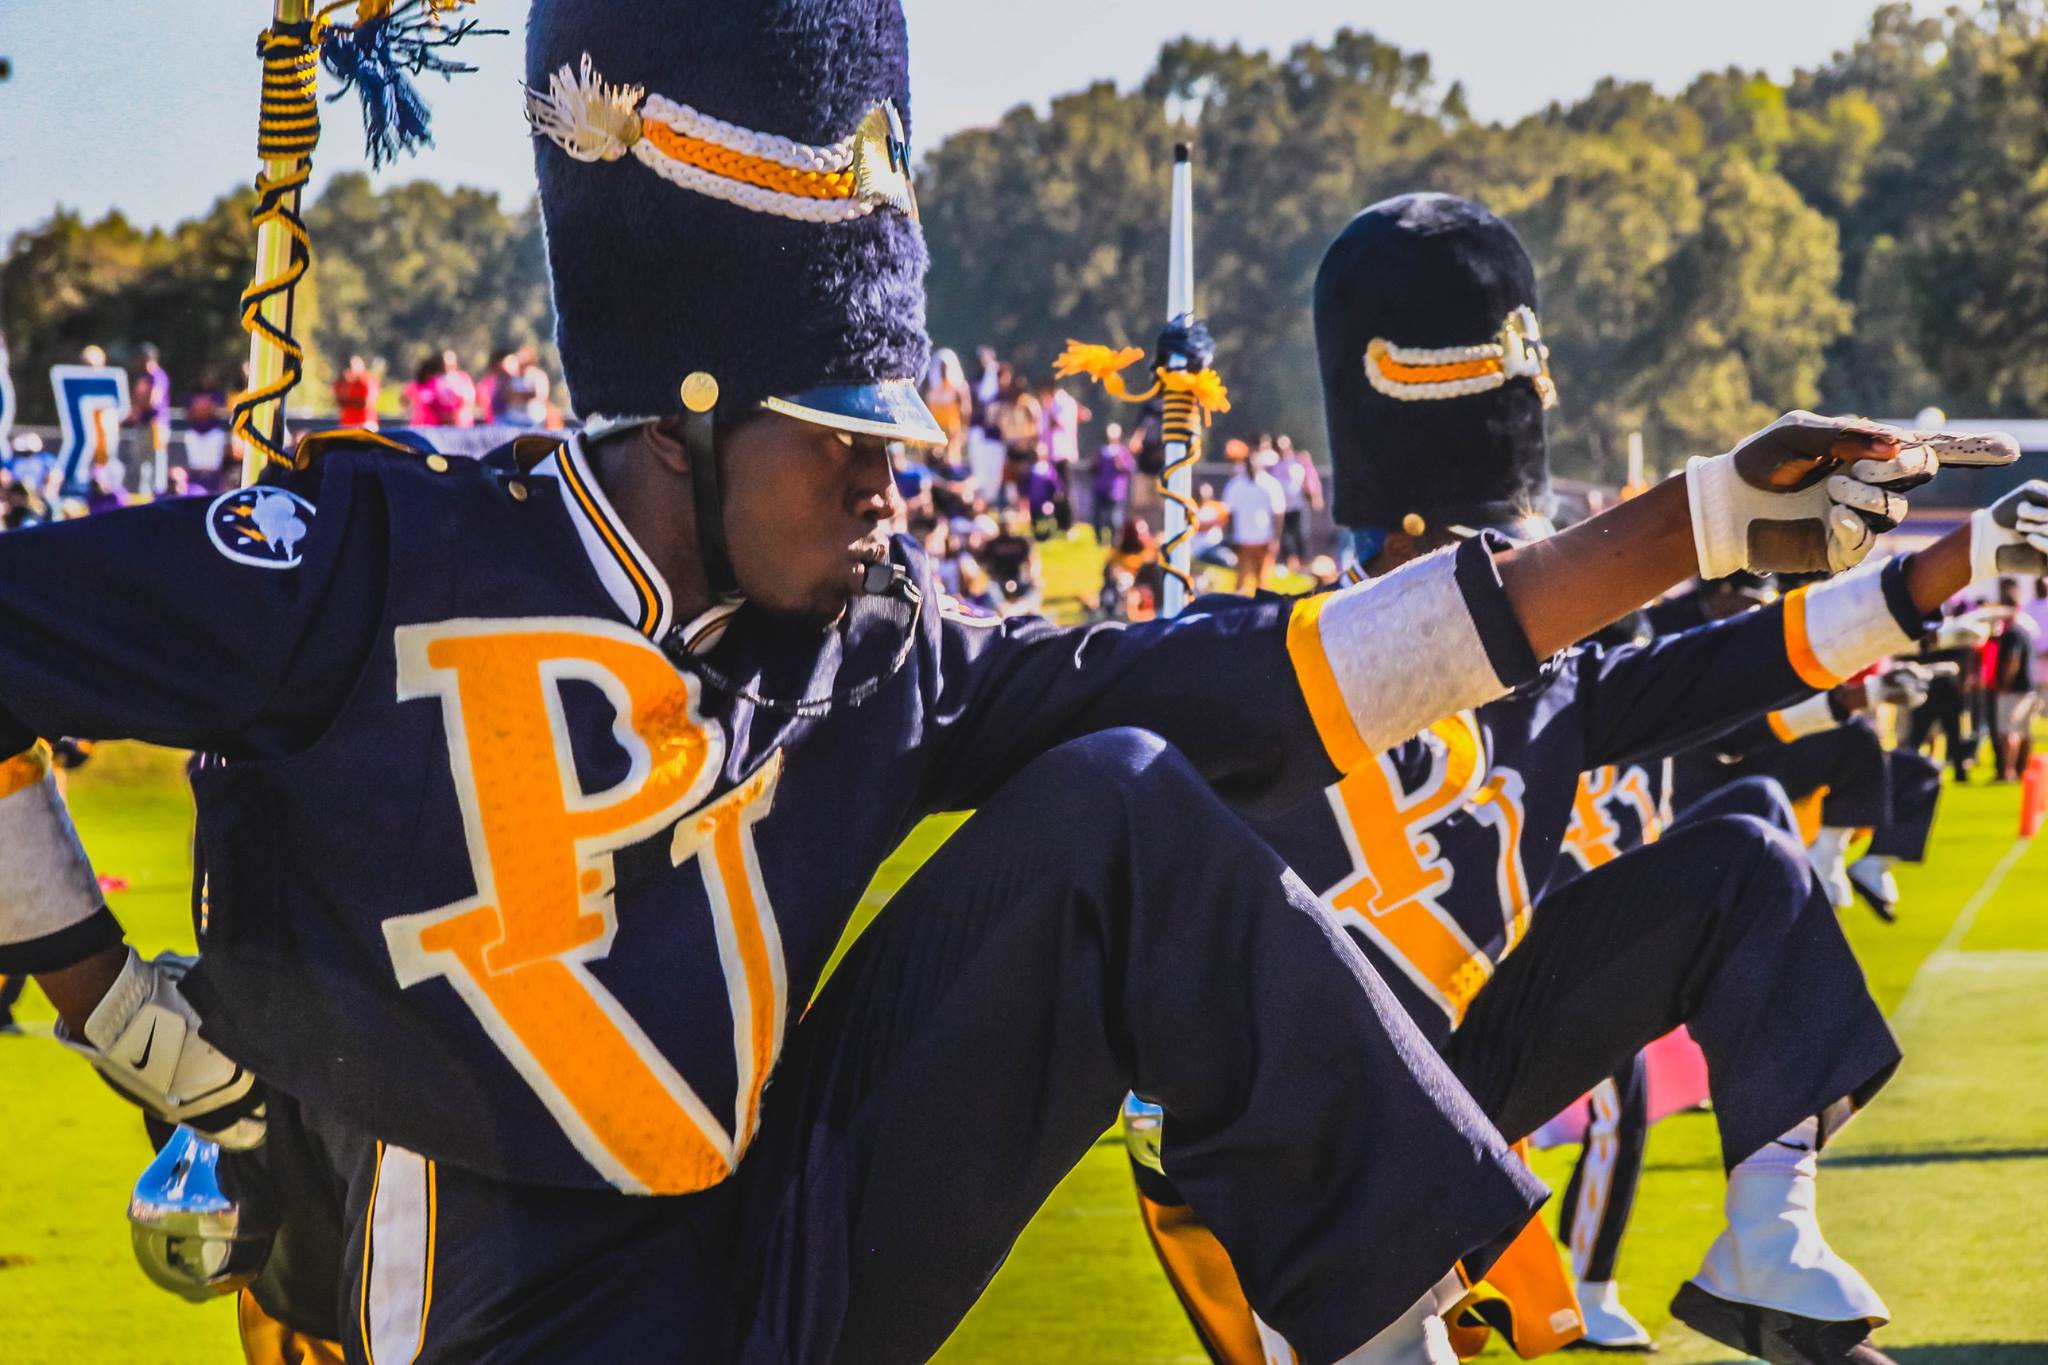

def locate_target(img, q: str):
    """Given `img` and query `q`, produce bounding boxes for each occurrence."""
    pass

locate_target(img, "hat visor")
[760,381,947,447]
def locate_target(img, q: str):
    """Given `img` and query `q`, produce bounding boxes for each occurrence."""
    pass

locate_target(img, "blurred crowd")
[1,339,565,526]
[1912,581,2045,783]
[908,345,1331,622]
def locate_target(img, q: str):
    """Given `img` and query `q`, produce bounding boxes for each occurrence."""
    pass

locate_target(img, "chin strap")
[681,372,739,597]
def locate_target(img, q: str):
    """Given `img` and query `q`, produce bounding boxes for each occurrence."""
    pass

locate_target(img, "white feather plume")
[525,54,644,163]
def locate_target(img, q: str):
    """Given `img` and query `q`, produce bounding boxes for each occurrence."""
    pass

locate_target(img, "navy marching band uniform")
[1127,195,1916,1365]
[0,8,1649,1360]
[0,431,1559,1362]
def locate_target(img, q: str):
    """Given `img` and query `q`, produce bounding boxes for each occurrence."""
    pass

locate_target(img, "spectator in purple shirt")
[1091,422,1136,543]
[130,344,172,495]
[1019,450,1066,538]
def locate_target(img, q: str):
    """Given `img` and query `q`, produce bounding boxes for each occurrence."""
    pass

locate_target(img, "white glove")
[1687,413,2019,580]
[1969,479,2048,583]
[1935,607,2001,651]
[60,947,265,1149]
[1865,663,1931,713]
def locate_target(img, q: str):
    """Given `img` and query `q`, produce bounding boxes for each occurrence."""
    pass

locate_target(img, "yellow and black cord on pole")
[1052,342,1230,600]
[231,1,500,481]
[233,11,320,475]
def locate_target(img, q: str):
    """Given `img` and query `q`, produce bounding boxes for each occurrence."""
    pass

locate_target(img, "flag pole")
[236,0,318,486]
[1157,143,1197,618]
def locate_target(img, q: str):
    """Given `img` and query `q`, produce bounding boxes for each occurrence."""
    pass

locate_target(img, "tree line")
[5,2,2046,481]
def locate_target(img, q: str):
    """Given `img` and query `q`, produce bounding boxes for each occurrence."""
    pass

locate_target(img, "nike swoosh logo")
[130,1021,156,1072]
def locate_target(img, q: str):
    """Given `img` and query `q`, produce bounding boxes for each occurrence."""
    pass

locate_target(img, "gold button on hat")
[680,372,720,413]
[426,454,450,474]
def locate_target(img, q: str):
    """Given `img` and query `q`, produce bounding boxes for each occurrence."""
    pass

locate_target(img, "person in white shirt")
[1275,434,1325,569]
[179,392,230,492]
[1036,376,1090,534]
[1222,444,1287,592]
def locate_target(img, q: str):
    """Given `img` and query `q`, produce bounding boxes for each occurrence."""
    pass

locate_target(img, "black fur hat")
[527,0,934,434]
[1314,192,1554,535]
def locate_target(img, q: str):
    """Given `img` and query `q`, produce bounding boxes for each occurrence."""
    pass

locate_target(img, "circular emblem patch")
[206,486,315,569]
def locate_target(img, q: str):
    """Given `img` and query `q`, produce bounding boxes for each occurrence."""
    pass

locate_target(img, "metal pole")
[1160,143,1196,618]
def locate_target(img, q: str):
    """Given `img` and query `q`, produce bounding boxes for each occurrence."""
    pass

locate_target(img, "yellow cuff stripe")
[1767,709,1799,744]
[1782,587,1842,691]
[0,741,53,801]
[1287,594,1371,774]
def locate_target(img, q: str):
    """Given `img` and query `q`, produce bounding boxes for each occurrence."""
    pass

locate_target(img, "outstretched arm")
[1496,414,2016,660]
[1575,477,2048,769]
[1497,475,1698,662]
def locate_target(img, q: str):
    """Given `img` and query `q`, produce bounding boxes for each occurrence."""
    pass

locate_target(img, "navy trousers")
[1448,777,1899,1173]
[1547,778,1809,1283]
[250,730,1543,1365]
[1707,720,1941,863]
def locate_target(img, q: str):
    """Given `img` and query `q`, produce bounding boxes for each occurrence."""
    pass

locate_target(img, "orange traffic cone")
[2020,754,2048,838]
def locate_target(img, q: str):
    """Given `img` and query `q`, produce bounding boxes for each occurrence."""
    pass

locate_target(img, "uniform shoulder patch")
[207,486,315,569]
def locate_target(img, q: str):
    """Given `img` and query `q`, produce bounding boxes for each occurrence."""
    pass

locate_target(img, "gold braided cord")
[640,120,859,200]
[1156,366,1230,421]
[231,160,314,471]
[256,22,321,159]
[1054,337,1230,594]
[235,14,326,472]
[1155,389,1201,596]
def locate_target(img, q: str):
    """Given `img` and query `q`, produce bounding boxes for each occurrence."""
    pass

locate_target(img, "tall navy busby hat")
[526,0,942,444]
[1315,192,1555,545]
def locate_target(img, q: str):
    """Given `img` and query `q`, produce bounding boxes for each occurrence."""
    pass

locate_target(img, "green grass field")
[5,712,2047,1360]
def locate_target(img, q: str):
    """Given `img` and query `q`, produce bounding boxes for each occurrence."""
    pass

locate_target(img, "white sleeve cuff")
[1793,558,1915,684]
[0,759,104,951]
[1773,692,1840,740]
[1288,545,1514,763]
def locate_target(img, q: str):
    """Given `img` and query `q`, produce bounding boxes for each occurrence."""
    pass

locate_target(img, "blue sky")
[2,0,1895,241]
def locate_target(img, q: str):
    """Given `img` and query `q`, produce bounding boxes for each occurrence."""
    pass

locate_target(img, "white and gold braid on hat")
[525,54,917,224]
[1364,304,1558,408]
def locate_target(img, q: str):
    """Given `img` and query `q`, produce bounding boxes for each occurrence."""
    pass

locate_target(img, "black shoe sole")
[1670,1282,1890,1364]
[1562,1339,1657,1354]
[1848,877,1897,924]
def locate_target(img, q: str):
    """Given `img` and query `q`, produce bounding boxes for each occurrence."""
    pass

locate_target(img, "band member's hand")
[1936,606,2002,650]
[1688,412,2019,578]
[59,947,266,1149]
[1866,662,1933,713]
[1970,479,2048,582]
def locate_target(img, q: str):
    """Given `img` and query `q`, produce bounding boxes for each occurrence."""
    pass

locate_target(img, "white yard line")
[1892,836,2034,1032]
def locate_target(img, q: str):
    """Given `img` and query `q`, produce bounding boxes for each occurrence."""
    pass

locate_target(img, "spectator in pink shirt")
[404,351,478,427]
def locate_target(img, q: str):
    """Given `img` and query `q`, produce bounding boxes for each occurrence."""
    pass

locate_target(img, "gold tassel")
[1054,341,1160,405]
[1157,367,1231,423]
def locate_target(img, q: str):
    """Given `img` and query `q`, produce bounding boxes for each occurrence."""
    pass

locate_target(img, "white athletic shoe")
[1808,828,1854,911]
[1573,1279,1653,1351]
